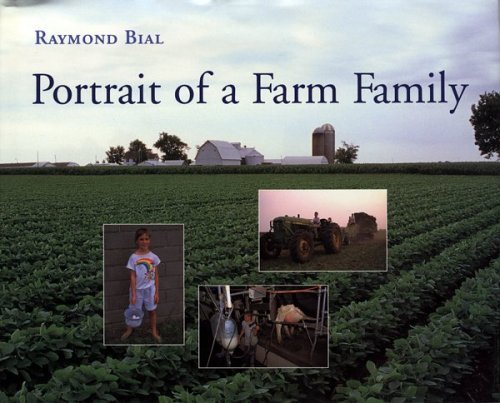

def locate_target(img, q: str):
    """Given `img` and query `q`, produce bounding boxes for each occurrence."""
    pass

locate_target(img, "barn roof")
[239,147,263,158]
[195,140,265,163]
[207,140,242,160]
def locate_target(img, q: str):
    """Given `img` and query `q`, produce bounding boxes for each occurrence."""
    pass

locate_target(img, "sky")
[0,0,498,165]
[259,189,387,232]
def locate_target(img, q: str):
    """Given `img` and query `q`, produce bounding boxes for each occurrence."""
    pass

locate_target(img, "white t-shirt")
[242,320,257,346]
[126,251,161,290]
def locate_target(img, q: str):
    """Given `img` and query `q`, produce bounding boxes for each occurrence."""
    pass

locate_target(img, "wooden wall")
[103,224,184,343]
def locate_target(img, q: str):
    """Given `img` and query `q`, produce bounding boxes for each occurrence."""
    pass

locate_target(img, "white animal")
[275,304,311,343]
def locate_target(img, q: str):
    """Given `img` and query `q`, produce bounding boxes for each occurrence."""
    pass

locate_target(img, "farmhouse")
[195,140,264,166]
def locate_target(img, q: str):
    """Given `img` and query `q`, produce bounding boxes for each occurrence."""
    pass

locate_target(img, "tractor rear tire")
[289,231,314,263]
[322,224,342,254]
[260,233,281,259]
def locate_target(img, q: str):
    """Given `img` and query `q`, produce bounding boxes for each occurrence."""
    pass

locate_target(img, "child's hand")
[131,295,136,305]
[154,292,159,304]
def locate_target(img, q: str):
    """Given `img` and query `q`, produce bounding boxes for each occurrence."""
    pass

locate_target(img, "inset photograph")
[259,189,387,272]
[199,285,328,368]
[103,224,184,345]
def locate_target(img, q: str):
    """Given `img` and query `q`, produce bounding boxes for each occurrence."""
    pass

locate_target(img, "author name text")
[35,30,164,45]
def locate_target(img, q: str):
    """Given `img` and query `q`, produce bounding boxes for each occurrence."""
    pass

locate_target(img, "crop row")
[168,223,500,400]
[56,225,497,403]
[2,162,498,176]
[387,180,495,216]
[0,173,498,400]
[326,224,499,387]
[0,231,100,277]
[0,294,102,339]
[6,329,239,402]
[9,332,332,403]
[387,205,500,274]
[0,315,105,394]
[185,208,498,323]
[0,269,101,312]
[388,189,499,245]
[183,207,500,321]
[335,256,500,402]
[10,363,305,403]
[1,176,497,319]
[323,207,500,310]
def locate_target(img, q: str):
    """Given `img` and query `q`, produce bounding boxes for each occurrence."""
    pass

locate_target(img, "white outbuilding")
[282,156,328,165]
[234,142,264,165]
[138,160,185,166]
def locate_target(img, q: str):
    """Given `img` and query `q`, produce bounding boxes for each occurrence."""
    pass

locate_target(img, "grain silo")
[312,123,335,163]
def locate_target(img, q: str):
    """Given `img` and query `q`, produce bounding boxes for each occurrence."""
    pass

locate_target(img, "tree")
[470,91,500,160]
[335,141,359,163]
[105,145,125,164]
[153,132,190,161]
[124,139,156,164]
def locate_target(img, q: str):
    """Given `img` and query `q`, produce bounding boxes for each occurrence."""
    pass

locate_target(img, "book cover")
[0,1,499,401]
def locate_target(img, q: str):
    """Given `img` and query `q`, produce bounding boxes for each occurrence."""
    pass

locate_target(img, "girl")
[121,228,162,343]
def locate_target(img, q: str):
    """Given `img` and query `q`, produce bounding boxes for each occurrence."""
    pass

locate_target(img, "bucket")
[124,307,144,328]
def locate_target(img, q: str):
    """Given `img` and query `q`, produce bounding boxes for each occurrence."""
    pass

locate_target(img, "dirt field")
[259,230,387,272]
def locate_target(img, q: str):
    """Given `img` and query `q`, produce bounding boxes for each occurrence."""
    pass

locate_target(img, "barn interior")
[199,285,328,368]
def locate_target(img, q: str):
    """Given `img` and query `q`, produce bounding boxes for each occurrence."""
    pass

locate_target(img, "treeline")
[105,133,190,164]
[0,162,499,176]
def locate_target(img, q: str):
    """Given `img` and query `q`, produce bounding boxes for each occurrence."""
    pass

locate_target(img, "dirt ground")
[259,230,387,272]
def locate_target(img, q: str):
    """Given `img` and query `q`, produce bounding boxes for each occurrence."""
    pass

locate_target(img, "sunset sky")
[259,189,387,231]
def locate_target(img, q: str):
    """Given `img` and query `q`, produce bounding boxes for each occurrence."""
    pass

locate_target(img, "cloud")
[2,0,56,7]
[0,0,498,164]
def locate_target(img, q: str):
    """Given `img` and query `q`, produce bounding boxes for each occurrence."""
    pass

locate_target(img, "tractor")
[260,215,342,263]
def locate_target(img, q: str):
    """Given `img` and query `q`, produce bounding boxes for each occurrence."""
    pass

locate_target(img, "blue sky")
[0,0,498,164]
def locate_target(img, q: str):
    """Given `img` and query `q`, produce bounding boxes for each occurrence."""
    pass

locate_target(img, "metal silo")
[312,123,335,163]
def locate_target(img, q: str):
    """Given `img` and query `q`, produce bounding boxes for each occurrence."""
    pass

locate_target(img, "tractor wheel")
[260,233,281,259]
[322,224,342,254]
[289,231,314,263]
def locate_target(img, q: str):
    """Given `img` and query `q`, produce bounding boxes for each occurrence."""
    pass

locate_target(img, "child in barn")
[240,312,260,366]
[121,228,162,343]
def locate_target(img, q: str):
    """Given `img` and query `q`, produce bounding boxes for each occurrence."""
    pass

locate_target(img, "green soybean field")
[1,166,499,402]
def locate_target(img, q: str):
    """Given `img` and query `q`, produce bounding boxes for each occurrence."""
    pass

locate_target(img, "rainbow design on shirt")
[136,258,155,280]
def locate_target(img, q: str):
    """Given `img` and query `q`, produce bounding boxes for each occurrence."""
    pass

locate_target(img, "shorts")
[129,286,157,312]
